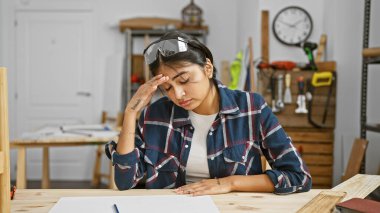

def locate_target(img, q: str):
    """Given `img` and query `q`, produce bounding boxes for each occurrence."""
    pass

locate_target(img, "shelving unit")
[359,0,380,172]
[118,18,208,110]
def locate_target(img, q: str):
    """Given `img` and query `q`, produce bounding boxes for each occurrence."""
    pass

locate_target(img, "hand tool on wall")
[305,72,335,128]
[301,42,318,71]
[295,76,308,114]
[284,73,292,104]
[271,75,280,113]
[276,74,285,110]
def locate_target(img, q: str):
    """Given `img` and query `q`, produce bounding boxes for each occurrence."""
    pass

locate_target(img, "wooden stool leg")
[42,147,50,189]
[92,145,102,187]
[109,161,116,189]
[16,147,26,189]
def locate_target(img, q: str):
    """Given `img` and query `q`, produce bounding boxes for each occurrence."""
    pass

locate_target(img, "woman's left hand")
[173,177,233,196]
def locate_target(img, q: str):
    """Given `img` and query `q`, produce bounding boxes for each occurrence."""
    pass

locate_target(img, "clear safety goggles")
[143,37,189,65]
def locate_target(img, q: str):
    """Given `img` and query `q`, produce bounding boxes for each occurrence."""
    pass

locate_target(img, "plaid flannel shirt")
[105,80,312,194]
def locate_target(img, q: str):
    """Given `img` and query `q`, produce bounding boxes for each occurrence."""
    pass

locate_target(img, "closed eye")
[179,78,189,84]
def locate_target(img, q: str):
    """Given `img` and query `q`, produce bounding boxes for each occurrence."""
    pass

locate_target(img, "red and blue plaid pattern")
[105,80,312,194]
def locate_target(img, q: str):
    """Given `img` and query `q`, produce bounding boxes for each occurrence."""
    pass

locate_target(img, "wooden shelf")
[363,47,380,58]
[363,47,380,64]
[119,17,208,33]
[366,123,380,133]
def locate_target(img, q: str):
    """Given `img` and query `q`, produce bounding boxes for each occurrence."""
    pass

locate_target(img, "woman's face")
[156,60,214,113]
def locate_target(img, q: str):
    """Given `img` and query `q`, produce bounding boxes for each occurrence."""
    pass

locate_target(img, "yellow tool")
[311,71,333,87]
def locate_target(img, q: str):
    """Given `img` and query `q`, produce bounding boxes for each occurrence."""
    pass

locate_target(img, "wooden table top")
[11,125,119,147]
[11,189,322,213]
[11,135,118,147]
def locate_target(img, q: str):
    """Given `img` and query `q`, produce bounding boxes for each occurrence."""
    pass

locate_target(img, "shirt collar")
[172,79,240,128]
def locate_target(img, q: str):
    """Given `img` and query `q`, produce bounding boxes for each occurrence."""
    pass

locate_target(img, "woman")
[105,31,311,196]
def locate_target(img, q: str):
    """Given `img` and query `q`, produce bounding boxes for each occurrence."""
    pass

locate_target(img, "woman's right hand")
[125,74,169,115]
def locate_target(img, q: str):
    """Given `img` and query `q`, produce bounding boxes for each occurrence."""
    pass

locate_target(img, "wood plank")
[341,138,368,181]
[286,131,333,143]
[261,11,269,63]
[312,176,332,185]
[316,61,336,71]
[0,151,3,174]
[303,155,333,166]
[119,17,182,32]
[312,185,331,189]
[297,191,346,213]
[332,174,380,202]
[308,166,333,176]
[293,143,333,154]
[119,17,208,32]
[0,67,11,213]
[363,47,380,58]
[315,34,327,62]
[278,116,335,128]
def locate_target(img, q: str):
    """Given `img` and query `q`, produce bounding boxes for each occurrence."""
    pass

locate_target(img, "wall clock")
[272,6,313,46]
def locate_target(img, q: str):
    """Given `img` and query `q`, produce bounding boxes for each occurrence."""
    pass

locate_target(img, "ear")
[204,58,214,78]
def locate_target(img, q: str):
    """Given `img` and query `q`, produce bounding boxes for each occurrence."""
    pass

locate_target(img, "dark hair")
[146,31,217,79]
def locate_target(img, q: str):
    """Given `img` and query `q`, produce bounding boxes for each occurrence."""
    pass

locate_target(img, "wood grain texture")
[362,47,380,58]
[11,189,322,213]
[341,138,368,182]
[261,11,269,63]
[297,191,346,213]
[332,174,380,202]
[0,67,11,213]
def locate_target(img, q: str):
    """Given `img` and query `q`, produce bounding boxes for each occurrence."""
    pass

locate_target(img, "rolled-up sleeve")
[257,95,312,194]
[104,110,147,190]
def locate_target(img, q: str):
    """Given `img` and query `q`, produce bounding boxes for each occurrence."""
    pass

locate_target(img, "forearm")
[116,110,138,155]
[226,174,275,192]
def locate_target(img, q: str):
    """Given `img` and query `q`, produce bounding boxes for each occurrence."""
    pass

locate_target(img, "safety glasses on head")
[143,37,189,65]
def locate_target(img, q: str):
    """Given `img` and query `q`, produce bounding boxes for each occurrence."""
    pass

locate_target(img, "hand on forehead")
[156,63,197,80]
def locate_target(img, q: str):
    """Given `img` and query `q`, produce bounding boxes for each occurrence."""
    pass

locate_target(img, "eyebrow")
[171,71,188,81]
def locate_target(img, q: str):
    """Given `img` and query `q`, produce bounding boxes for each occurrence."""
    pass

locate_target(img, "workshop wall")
[1,0,378,182]
[237,0,380,186]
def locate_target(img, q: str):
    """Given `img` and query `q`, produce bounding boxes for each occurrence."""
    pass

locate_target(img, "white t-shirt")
[186,111,218,184]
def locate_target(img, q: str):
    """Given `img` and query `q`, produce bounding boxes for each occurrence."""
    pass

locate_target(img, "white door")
[15,11,97,180]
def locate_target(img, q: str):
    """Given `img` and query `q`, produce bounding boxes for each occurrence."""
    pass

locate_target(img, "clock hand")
[278,20,293,27]
[291,18,306,27]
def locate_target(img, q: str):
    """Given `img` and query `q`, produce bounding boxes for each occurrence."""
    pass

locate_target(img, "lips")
[179,99,192,107]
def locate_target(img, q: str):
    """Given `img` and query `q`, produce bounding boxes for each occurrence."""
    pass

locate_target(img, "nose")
[173,86,185,100]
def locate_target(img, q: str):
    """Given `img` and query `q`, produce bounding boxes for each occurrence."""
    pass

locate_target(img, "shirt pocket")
[144,149,179,188]
[144,149,179,172]
[222,143,248,166]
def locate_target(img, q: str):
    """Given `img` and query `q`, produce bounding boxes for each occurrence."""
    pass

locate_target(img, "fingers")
[174,179,219,196]
[125,75,168,113]
[148,74,169,87]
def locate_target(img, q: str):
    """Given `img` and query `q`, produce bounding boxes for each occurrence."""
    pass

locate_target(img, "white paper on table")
[20,125,119,140]
[49,195,220,213]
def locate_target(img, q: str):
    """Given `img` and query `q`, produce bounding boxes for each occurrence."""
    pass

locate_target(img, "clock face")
[273,6,313,46]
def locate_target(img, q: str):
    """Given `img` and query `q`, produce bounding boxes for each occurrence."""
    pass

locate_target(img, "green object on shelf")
[228,51,243,90]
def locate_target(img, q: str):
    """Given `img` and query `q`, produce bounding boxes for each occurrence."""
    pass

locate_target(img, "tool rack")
[259,67,337,189]
[359,0,380,172]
